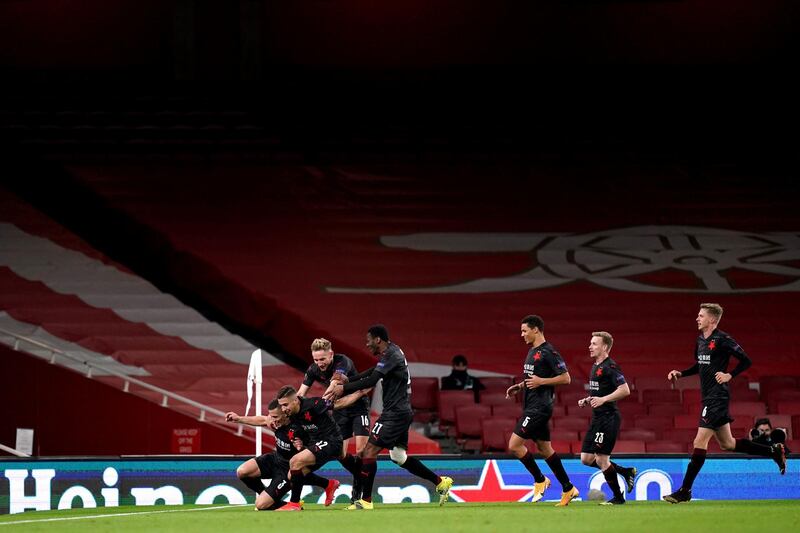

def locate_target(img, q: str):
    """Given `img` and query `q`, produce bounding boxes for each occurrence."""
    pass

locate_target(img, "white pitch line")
[0,504,248,526]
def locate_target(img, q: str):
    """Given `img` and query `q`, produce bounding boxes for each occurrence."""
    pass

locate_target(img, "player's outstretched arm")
[226,413,274,428]
[667,370,682,383]
[296,384,311,397]
[333,389,371,410]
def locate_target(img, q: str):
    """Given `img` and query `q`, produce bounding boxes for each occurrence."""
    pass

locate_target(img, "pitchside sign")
[1,457,797,514]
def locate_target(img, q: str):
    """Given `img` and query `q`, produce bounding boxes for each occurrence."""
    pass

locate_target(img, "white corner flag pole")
[245,349,263,456]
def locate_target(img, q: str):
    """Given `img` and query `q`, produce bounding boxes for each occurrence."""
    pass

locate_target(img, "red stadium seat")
[663,428,699,443]
[646,441,687,453]
[614,440,646,453]
[480,376,514,393]
[674,414,698,429]
[785,440,800,453]
[481,417,516,451]
[776,400,800,416]
[479,392,510,407]
[438,390,476,427]
[770,393,800,414]
[618,402,648,417]
[760,376,798,391]
[455,405,492,438]
[549,440,573,455]
[551,429,579,441]
[729,377,751,391]
[411,377,438,410]
[641,389,681,404]
[634,376,672,391]
[674,379,701,391]
[619,428,657,442]
[633,416,673,434]
[410,377,439,422]
[560,391,589,407]
[647,403,685,417]
[553,417,589,432]
[564,404,592,418]
[733,389,761,402]
[492,404,522,419]
[681,389,702,405]
[729,402,767,418]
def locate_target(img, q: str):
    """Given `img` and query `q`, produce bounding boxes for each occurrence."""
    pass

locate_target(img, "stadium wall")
[0,345,253,456]
[1,456,797,514]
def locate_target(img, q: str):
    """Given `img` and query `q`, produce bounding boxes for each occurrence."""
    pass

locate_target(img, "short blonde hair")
[310,338,332,352]
[592,331,614,350]
[700,303,724,320]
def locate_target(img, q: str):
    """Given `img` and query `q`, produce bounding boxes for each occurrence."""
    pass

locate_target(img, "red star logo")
[533,352,541,361]
[449,460,535,503]
[304,412,312,421]
[596,368,603,376]
[288,429,295,440]
[709,340,716,350]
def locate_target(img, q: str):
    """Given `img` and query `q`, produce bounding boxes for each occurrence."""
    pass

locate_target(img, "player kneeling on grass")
[277,386,346,511]
[577,331,636,506]
[225,399,339,511]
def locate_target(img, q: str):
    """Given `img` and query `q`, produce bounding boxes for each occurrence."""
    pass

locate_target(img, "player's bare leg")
[580,452,636,494]
[508,433,550,502]
[535,440,578,506]
[235,459,266,497]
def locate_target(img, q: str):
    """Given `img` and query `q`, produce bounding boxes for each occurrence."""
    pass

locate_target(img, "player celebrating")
[505,315,579,506]
[277,386,346,511]
[225,399,339,510]
[663,303,787,504]
[323,324,454,510]
[577,331,637,505]
[296,338,371,504]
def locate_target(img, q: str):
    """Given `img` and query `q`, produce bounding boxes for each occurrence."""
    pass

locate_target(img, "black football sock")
[681,448,707,491]
[289,470,305,503]
[340,454,363,501]
[400,456,441,485]
[734,438,773,457]
[519,451,546,483]
[340,454,362,476]
[602,465,624,499]
[304,472,329,488]
[545,452,574,492]
[359,457,378,502]
[240,475,265,494]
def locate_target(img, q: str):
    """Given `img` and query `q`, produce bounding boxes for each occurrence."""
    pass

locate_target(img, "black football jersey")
[694,329,749,402]
[273,422,308,466]
[302,353,370,414]
[588,357,627,414]
[374,342,413,416]
[290,396,343,443]
[522,342,568,412]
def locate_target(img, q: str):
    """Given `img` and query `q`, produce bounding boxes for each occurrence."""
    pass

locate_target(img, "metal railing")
[0,326,275,447]
[0,443,30,457]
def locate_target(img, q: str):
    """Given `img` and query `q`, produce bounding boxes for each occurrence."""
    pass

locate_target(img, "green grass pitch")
[1,500,798,532]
